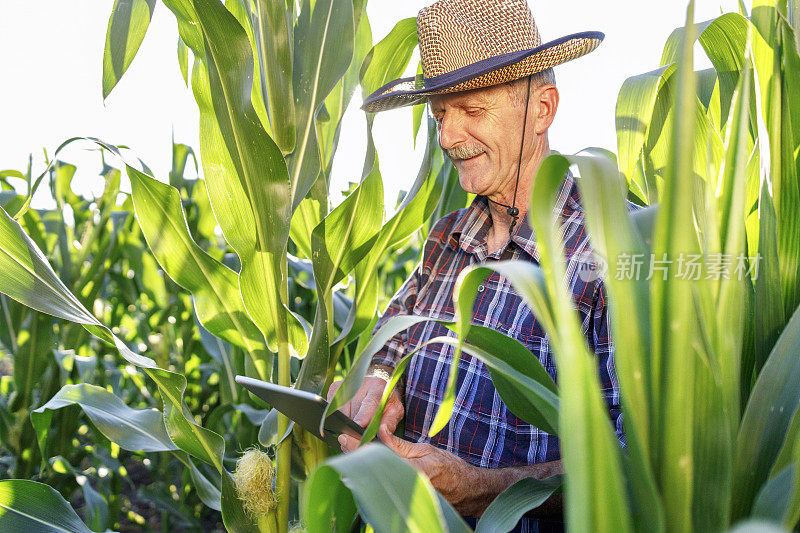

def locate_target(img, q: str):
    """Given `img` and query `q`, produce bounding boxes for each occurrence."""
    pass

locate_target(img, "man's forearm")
[459,459,564,518]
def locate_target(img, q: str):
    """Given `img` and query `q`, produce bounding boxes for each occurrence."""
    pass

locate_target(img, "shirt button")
[477,285,485,292]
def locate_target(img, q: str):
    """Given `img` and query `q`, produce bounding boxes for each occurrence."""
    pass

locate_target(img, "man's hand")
[377,424,488,516]
[376,424,564,519]
[327,371,403,453]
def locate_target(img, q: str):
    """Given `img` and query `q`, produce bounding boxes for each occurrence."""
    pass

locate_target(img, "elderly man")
[329,0,623,530]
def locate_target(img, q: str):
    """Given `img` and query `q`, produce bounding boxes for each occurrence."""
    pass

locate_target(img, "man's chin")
[456,171,488,196]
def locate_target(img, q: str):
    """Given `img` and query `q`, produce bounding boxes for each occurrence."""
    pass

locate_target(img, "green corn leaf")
[647,5,704,529]
[178,36,190,86]
[288,0,355,212]
[754,185,785,376]
[226,0,274,142]
[324,314,431,418]
[788,436,800,529]
[127,165,272,381]
[776,21,800,323]
[751,3,800,320]
[0,479,92,533]
[188,0,306,358]
[302,463,358,532]
[360,17,419,97]
[427,335,560,436]
[359,352,414,444]
[102,0,156,99]
[0,201,255,531]
[660,13,749,128]
[526,154,632,533]
[555,152,663,532]
[751,464,795,524]
[615,63,677,203]
[49,456,109,531]
[317,11,372,174]
[9,312,53,412]
[733,302,800,518]
[412,63,425,144]
[357,322,560,442]
[251,0,296,154]
[475,475,563,533]
[304,443,470,533]
[714,57,752,435]
[289,171,327,260]
[332,119,443,348]
[428,265,492,436]
[31,383,178,463]
[296,155,383,394]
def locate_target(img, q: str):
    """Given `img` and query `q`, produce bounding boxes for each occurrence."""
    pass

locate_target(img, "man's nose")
[438,112,467,151]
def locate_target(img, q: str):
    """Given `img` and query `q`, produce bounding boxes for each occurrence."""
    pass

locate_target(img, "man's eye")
[465,107,482,116]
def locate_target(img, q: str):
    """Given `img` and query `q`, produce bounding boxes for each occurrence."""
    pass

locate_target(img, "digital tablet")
[234,375,366,449]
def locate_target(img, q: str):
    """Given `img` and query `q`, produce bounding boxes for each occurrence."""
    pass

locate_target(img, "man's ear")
[533,85,559,135]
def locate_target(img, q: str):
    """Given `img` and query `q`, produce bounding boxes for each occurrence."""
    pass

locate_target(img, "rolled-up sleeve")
[590,282,626,449]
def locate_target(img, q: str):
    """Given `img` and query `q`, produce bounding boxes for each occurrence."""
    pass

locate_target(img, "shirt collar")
[447,170,581,263]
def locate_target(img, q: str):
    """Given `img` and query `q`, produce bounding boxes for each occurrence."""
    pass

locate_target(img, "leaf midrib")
[0,499,78,533]
[0,242,96,326]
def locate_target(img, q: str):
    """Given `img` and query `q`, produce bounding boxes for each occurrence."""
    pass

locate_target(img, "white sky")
[0,0,738,212]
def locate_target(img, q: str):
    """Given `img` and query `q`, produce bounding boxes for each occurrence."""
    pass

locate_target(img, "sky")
[0,0,739,212]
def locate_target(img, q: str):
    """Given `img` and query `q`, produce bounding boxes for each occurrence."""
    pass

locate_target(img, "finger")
[379,424,415,458]
[326,380,342,403]
[353,392,381,427]
[381,399,404,433]
[338,433,360,453]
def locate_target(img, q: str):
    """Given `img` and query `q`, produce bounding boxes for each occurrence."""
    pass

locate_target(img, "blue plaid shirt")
[371,171,629,528]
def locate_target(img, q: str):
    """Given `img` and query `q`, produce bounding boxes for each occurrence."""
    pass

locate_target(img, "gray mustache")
[446,145,485,160]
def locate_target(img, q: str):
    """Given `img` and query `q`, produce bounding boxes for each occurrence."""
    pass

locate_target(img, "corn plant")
[0,0,458,531]
[316,1,800,532]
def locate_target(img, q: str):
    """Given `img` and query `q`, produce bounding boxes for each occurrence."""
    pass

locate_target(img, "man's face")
[429,84,529,198]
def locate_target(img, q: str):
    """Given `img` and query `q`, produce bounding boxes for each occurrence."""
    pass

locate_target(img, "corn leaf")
[31,383,177,458]
[251,0,296,154]
[427,264,511,437]
[0,479,92,533]
[525,154,632,533]
[188,0,307,357]
[102,0,156,99]
[296,156,383,394]
[615,63,677,203]
[304,443,470,533]
[564,152,664,532]
[331,121,443,348]
[360,17,418,97]
[0,204,255,532]
[9,312,53,412]
[128,165,272,380]
[475,475,563,533]
[288,0,355,212]
[660,13,749,127]
[751,464,795,524]
[733,302,800,518]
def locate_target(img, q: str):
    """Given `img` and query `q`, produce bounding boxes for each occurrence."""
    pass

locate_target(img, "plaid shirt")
[372,171,631,473]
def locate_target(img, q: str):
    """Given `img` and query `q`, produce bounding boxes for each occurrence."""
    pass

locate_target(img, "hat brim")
[361,31,604,113]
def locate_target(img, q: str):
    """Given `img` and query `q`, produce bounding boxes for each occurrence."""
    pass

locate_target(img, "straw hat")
[362,0,603,113]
